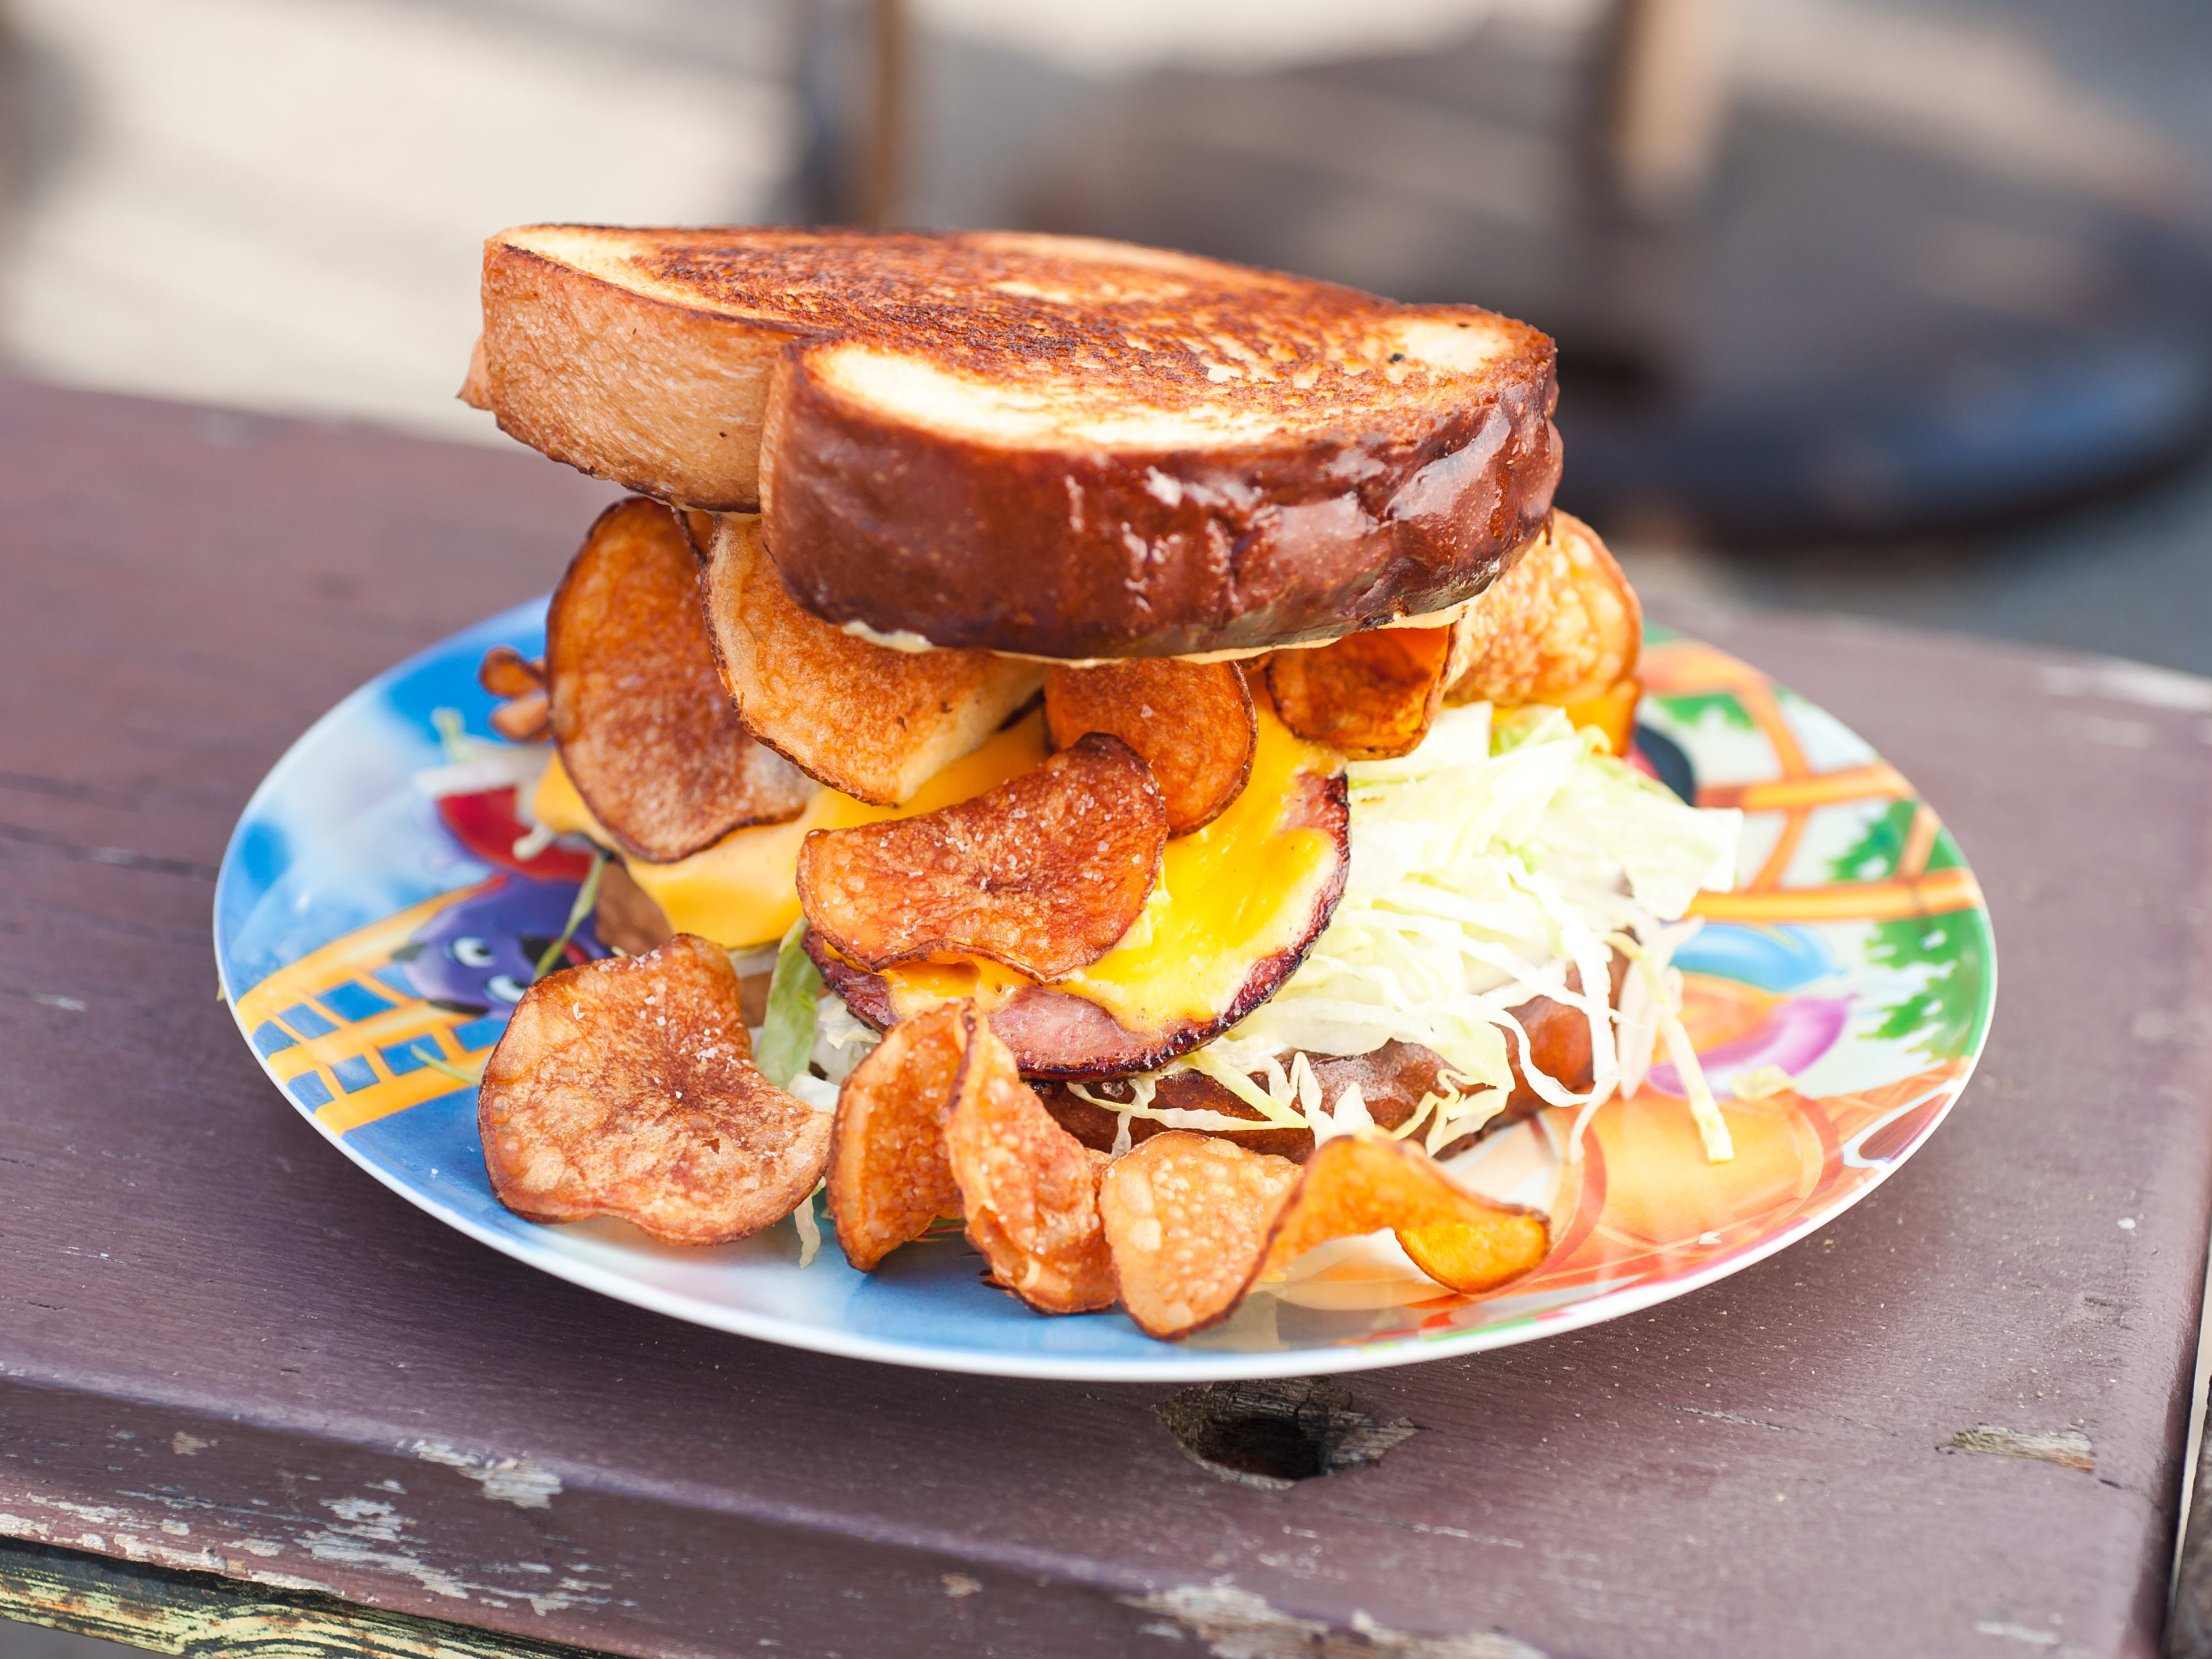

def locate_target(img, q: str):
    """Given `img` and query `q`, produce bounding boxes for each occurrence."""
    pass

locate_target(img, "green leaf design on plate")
[1830,799,1916,883]
[1834,806,1990,1058]
[1863,906,1992,1061]
[1651,691,1754,731]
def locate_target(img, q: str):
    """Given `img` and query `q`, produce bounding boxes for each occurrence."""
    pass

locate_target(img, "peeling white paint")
[243,1570,339,1594]
[3,1465,599,1622]
[300,1529,475,1601]
[42,1498,126,1526]
[322,1496,403,1539]
[1126,1585,1547,1659]
[410,1439,562,1509]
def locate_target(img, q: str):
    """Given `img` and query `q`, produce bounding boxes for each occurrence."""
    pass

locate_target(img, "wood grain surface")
[3,377,2211,1659]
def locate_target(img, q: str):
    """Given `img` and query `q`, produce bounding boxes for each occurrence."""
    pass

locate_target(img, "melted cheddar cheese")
[533,703,1343,1036]
[532,715,1050,949]
[880,705,1339,1033]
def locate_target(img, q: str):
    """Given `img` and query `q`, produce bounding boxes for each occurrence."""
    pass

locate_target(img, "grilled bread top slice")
[467,225,1560,658]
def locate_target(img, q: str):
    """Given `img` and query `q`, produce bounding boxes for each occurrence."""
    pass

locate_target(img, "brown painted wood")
[3,376,2210,1659]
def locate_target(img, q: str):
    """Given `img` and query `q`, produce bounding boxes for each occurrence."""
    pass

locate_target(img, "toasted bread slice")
[703,514,1044,805]
[469,225,1560,658]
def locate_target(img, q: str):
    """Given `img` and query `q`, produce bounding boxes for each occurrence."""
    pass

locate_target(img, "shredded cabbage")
[1153,703,1742,1159]
[774,700,1745,1162]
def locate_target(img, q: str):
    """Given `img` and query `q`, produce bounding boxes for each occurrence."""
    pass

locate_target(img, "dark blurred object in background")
[975,0,2212,547]
[0,0,2205,676]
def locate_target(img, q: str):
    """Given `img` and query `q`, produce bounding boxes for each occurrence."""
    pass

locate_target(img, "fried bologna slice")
[1267,624,1469,761]
[1046,660,1255,834]
[943,1016,1116,1313]
[827,1003,968,1271]
[468,226,1559,656]
[1101,1131,1550,1339]
[1100,1133,1301,1339]
[1046,958,1627,1158]
[1446,510,1640,709]
[705,515,1043,805]
[548,499,812,862]
[478,934,830,1245]
[798,733,1167,982]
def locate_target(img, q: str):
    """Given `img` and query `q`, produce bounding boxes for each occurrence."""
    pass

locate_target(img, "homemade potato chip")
[1260,1134,1550,1291]
[478,645,545,699]
[548,498,814,862]
[478,934,831,1245]
[1396,1213,1552,1294]
[1100,1132,1301,1339]
[828,1003,969,1271]
[809,754,1349,1078]
[705,515,1044,805]
[798,733,1167,982]
[942,1017,1116,1313]
[479,646,551,740]
[490,691,550,743]
[1446,510,1641,709]
[1099,1130,1550,1338]
[1045,659,1256,834]
[1267,624,1460,760]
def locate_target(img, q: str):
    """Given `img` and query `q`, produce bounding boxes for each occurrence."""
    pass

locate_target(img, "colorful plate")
[214,604,1994,1381]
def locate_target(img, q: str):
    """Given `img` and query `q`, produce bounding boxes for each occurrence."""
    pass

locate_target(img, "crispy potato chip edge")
[478,934,831,1247]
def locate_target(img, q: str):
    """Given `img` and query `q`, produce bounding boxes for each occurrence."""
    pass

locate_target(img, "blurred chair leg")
[1594,0,1733,220]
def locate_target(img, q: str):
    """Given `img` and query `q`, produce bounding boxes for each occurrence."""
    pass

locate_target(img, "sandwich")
[458,227,1741,1336]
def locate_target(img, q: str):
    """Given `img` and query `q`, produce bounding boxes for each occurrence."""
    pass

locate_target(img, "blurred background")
[0,0,2208,662]
[0,3,2205,1653]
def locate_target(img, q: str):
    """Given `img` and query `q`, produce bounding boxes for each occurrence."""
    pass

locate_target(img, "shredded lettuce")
[760,701,1745,1162]
[756,921,826,1089]
[1157,702,1743,1158]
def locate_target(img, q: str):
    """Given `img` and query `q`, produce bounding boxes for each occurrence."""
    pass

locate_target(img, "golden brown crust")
[763,329,1559,658]
[472,225,1562,654]
[477,240,796,509]
[547,498,813,862]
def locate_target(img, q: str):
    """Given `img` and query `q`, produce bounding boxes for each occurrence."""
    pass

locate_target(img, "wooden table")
[6,376,2212,1659]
